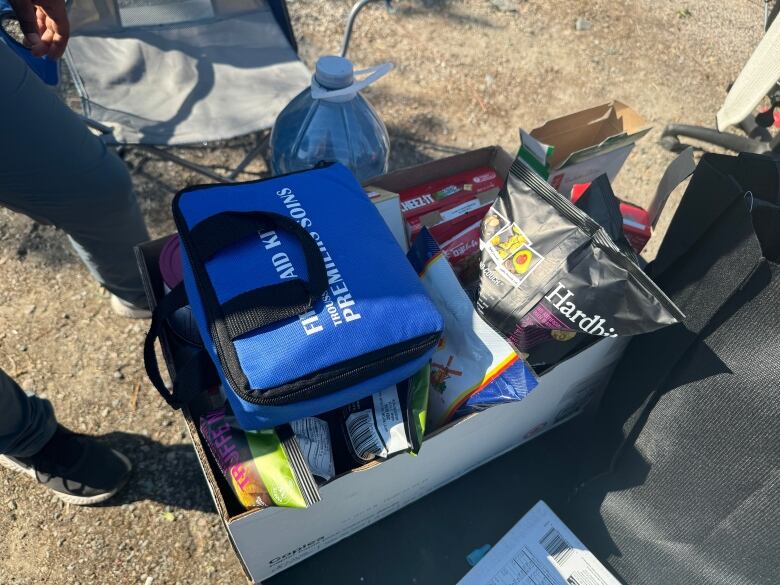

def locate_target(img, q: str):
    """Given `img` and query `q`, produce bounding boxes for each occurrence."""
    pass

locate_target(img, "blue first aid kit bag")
[144,163,444,429]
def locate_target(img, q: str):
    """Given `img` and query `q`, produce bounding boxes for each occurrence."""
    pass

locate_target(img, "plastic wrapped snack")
[199,406,329,510]
[326,365,431,467]
[477,159,684,368]
[408,230,538,430]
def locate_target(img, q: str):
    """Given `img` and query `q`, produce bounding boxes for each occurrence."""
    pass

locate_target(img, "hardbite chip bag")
[477,159,684,368]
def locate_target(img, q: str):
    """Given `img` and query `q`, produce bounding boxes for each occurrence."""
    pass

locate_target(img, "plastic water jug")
[270,55,392,182]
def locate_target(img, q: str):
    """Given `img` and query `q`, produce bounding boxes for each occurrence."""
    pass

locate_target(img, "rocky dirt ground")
[0,0,769,583]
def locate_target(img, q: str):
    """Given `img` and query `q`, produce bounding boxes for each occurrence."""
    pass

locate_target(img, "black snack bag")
[573,174,637,260]
[477,159,684,367]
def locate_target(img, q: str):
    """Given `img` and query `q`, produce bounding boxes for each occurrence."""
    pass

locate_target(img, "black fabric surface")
[566,261,780,585]
[561,152,780,585]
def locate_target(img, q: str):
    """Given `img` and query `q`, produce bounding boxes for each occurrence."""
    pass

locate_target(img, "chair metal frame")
[661,0,780,156]
[79,115,270,184]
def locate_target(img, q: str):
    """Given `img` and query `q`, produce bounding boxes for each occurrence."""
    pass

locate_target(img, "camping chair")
[61,0,310,183]
[59,0,310,183]
[661,0,780,156]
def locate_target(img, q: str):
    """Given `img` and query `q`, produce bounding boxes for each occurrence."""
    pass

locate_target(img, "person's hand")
[8,0,69,59]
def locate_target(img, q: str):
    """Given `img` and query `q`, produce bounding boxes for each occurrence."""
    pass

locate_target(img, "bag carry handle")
[647,146,696,227]
[188,210,329,340]
[143,284,218,409]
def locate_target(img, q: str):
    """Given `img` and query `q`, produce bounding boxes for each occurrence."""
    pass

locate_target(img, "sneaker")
[0,426,132,506]
[110,294,152,319]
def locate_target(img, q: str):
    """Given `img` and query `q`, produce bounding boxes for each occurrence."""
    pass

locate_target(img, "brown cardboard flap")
[530,101,650,169]
[365,185,399,204]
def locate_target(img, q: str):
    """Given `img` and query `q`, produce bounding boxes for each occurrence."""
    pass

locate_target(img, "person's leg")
[0,43,149,308]
[0,367,56,458]
[0,367,132,504]
[0,45,135,503]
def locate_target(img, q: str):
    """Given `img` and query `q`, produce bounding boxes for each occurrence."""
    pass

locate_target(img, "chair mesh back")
[70,0,269,32]
[65,0,310,146]
[69,0,121,33]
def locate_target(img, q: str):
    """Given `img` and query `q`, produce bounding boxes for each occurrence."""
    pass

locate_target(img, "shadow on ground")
[394,0,501,30]
[95,431,214,514]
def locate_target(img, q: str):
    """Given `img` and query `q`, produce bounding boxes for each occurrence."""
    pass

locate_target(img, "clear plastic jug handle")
[311,63,394,100]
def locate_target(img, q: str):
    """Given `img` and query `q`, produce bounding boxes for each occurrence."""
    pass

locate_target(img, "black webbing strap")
[220,280,317,340]
[187,210,328,340]
[650,153,746,277]
[647,146,696,227]
[143,284,217,408]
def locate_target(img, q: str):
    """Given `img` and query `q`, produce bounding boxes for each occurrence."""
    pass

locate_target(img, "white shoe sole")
[0,450,132,506]
[110,294,152,320]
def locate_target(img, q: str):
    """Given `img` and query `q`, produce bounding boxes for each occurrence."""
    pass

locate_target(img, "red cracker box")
[438,219,483,276]
[427,200,501,280]
[428,200,493,244]
[399,166,503,233]
[369,145,513,252]
[619,203,652,254]
[411,190,498,241]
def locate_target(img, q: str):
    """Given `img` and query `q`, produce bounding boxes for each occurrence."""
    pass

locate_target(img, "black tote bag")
[561,152,780,585]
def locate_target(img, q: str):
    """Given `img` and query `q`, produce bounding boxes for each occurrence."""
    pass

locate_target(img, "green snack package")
[199,406,323,510]
[408,363,430,454]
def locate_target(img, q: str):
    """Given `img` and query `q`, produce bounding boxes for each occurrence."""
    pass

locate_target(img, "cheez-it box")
[367,146,514,277]
[399,166,504,239]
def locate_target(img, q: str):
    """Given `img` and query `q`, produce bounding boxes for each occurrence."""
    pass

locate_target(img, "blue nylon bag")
[0,1,59,86]
[145,163,444,429]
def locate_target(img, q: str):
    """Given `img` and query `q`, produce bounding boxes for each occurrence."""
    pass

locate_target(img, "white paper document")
[458,501,621,585]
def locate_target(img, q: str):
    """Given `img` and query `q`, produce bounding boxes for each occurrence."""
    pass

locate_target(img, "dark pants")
[0,42,149,456]
[0,371,56,457]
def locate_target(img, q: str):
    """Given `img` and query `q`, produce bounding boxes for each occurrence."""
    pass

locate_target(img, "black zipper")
[249,332,439,406]
[171,165,439,407]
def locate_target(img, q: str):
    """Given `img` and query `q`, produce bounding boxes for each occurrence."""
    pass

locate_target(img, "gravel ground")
[0,1,768,583]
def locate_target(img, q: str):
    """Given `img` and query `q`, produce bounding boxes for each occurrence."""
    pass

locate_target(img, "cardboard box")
[371,146,514,273]
[136,152,627,583]
[518,101,651,197]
